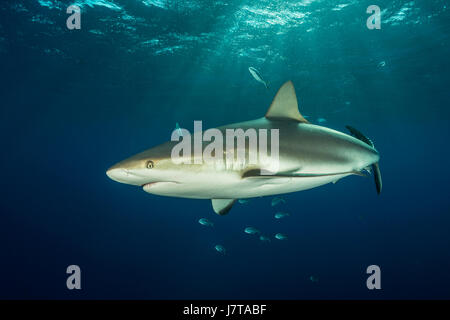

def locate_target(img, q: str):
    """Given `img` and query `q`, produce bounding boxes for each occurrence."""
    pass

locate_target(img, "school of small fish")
[200,195,291,258]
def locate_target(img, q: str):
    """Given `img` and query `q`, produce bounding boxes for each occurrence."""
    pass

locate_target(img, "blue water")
[1,0,449,299]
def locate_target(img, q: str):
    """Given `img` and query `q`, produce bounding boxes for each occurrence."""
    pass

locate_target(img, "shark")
[106,81,382,215]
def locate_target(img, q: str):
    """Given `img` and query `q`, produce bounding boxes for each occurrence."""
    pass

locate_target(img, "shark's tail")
[372,162,382,195]
[345,125,382,195]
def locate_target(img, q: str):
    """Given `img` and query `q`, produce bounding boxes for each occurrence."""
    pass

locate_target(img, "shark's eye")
[146,160,154,169]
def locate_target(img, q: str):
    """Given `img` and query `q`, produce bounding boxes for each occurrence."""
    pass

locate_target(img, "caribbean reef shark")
[106,81,381,215]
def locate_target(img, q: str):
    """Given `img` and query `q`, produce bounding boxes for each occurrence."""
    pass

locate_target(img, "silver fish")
[271,197,286,207]
[275,233,288,240]
[274,212,290,219]
[215,244,226,254]
[244,227,260,235]
[248,67,268,89]
[198,218,214,227]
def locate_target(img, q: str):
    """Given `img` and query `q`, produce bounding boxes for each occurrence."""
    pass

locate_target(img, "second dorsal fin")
[265,81,309,123]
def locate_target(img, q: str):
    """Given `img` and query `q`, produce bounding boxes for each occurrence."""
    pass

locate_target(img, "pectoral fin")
[211,199,236,215]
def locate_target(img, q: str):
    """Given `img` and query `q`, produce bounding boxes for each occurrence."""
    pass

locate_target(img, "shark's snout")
[106,167,127,182]
[106,166,148,186]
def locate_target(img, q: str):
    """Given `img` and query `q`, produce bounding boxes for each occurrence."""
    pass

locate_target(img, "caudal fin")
[372,162,382,194]
[345,125,382,195]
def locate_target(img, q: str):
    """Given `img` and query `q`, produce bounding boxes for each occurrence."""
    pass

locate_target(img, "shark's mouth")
[142,182,158,188]
[142,181,180,192]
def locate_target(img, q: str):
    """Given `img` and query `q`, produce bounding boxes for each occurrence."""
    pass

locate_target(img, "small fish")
[271,197,286,207]
[238,199,250,204]
[175,122,183,137]
[215,244,226,254]
[248,67,269,89]
[309,275,319,283]
[244,227,260,235]
[274,212,290,219]
[316,117,327,124]
[259,235,271,242]
[274,233,288,240]
[378,60,386,68]
[198,218,214,227]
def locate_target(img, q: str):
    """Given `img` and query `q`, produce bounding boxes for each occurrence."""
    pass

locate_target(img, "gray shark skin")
[106,81,381,215]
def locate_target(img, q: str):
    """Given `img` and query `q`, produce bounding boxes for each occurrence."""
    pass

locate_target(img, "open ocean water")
[0,0,449,299]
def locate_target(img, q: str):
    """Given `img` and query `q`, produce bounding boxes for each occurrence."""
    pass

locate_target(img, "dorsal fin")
[265,81,309,123]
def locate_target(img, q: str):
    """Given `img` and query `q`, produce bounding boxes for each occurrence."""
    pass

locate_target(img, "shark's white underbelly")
[143,173,352,199]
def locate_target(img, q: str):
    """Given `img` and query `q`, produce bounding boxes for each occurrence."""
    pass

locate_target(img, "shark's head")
[106,141,182,189]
